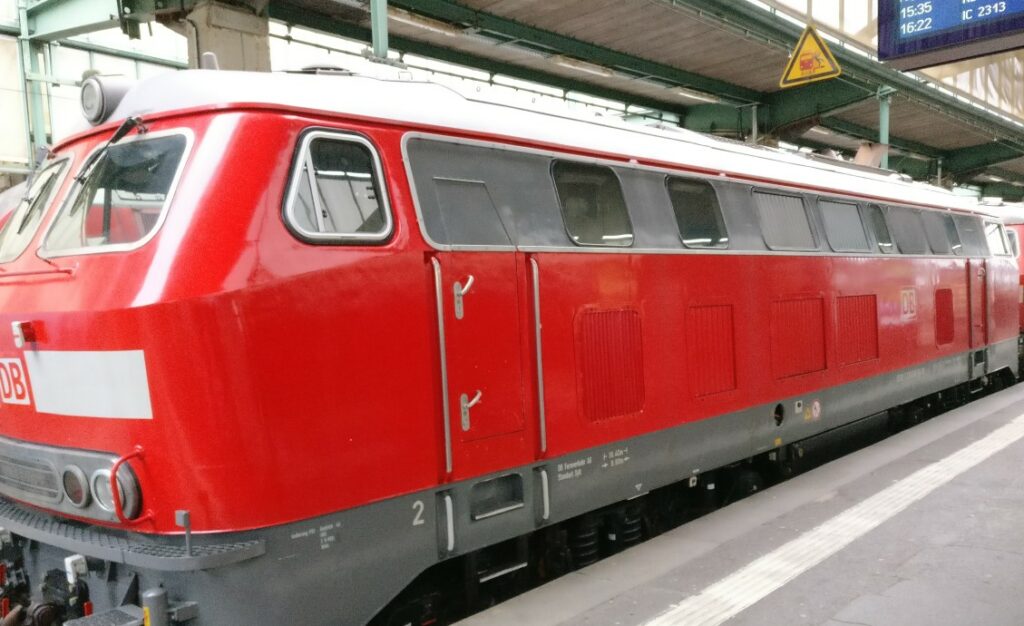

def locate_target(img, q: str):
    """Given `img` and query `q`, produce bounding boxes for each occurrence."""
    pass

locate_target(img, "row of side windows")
[282,131,1010,258]
[544,156,1008,257]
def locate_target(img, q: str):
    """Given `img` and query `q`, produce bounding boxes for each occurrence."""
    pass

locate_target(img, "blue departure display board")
[879,0,1024,69]
[898,1,1024,40]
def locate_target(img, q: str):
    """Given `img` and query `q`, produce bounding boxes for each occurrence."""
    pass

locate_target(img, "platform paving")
[459,383,1024,626]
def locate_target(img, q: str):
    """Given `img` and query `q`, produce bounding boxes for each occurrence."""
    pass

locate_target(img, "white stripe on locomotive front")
[24,350,153,419]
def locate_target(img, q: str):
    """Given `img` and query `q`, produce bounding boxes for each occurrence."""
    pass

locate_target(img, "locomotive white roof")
[64,69,995,216]
[984,202,1024,223]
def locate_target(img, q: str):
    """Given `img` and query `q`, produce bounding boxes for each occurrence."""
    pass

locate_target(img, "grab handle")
[111,445,153,525]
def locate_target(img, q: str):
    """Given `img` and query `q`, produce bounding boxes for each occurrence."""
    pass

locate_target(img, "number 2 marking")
[412,500,425,526]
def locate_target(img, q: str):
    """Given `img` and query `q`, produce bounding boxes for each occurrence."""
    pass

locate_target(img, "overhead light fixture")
[671,87,719,104]
[550,55,614,77]
[506,43,551,60]
[388,8,463,37]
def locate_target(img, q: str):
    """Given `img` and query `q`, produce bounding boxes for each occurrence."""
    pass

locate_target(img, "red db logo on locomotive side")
[0,358,31,406]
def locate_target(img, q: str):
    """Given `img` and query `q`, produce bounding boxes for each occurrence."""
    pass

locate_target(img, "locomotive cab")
[0,71,446,626]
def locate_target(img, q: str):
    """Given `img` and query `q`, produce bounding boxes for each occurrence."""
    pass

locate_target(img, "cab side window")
[285,131,392,243]
[985,221,1011,256]
[1006,228,1020,257]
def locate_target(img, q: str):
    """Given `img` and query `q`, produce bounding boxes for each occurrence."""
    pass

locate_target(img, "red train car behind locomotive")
[995,205,1024,333]
[0,69,1016,625]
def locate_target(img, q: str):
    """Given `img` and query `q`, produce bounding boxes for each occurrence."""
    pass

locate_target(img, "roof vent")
[199,52,220,70]
[290,64,354,76]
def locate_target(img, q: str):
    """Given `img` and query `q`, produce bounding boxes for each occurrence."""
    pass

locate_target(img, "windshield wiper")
[74,116,147,184]
[14,176,53,235]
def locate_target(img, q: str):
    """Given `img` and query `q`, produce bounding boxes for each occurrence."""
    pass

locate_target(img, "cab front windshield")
[44,133,187,254]
[0,160,68,263]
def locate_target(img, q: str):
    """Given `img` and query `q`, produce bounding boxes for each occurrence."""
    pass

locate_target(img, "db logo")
[900,288,917,319]
[0,358,31,405]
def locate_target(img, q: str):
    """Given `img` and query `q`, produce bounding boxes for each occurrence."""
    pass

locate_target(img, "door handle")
[453,275,475,320]
[460,390,482,431]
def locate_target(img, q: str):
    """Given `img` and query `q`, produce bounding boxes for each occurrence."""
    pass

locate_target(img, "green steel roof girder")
[819,117,944,159]
[983,167,1024,185]
[25,0,121,40]
[765,79,875,133]
[663,0,1024,148]
[942,142,1024,176]
[885,154,934,180]
[268,2,690,115]
[682,104,758,135]
[799,138,935,180]
[971,167,1024,198]
[26,0,210,41]
[385,0,763,104]
[978,181,1024,200]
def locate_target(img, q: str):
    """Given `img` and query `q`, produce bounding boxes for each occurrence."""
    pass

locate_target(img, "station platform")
[460,383,1024,626]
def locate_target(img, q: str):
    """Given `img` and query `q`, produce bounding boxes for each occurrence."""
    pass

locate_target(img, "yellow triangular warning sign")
[779,25,841,88]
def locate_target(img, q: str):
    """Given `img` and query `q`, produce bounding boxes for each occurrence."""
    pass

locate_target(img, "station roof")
[265,0,1024,200]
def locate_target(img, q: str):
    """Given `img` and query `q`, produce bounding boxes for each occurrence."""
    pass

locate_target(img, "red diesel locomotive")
[0,69,1016,625]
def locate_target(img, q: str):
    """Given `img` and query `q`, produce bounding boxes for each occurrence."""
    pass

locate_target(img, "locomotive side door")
[429,178,527,477]
[967,257,988,375]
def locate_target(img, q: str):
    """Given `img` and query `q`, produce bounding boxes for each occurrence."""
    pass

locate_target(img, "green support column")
[371,0,389,59]
[14,7,33,164]
[877,86,895,170]
[749,103,759,143]
[18,0,48,162]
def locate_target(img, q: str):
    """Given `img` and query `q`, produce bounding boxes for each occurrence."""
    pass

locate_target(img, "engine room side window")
[552,161,633,247]
[819,200,869,252]
[665,177,728,249]
[0,158,68,263]
[863,204,896,254]
[43,132,188,256]
[285,131,392,243]
[430,178,513,247]
[943,213,964,255]
[753,191,816,250]
[984,221,1010,256]
[887,207,930,255]
[920,212,960,255]
[953,215,988,256]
